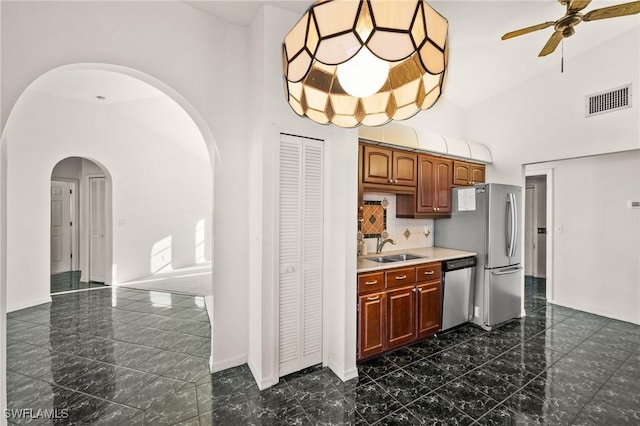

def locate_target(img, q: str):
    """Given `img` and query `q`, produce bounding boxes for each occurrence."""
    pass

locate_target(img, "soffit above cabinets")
[358,123,492,164]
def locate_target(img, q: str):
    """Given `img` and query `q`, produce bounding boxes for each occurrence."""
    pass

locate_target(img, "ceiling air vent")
[586,84,632,117]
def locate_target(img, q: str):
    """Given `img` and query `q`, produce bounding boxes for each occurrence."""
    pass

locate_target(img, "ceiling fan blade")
[568,0,592,13]
[539,31,564,56]
[583,1,640,21]
[501,21,556,40]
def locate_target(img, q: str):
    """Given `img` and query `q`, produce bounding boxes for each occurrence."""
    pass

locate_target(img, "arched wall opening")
[50,157,113,293]
[1,64,215,313]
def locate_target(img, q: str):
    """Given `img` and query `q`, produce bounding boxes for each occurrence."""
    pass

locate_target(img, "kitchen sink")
[367,253,425,263]
[386,253,425,261]
[367,256,399,263]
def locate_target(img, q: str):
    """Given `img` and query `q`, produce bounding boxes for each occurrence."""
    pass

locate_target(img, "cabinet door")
[434,158,452,213]
[386,286,416,349]
[393,151,417,186]
[470,164,485,184]
[453,161,471,186]
[416,154,436,213]
[358,292,386,359]
[416,281,442,339]
[362,145,393,185]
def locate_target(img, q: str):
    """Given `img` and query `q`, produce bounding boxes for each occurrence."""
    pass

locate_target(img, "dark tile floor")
[7,287,211,425]
[6,279,640,425]
[50,271,107,294]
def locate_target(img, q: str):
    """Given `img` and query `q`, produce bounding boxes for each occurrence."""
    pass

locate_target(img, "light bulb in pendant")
[337,47,389,98]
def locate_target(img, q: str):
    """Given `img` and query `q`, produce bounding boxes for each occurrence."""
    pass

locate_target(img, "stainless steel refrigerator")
[435,183,523,330]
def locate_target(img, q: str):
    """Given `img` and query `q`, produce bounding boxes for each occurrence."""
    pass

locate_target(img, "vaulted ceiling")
[186,0,639,109]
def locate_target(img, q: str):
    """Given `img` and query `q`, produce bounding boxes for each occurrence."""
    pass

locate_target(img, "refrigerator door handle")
[507,193,517,258]
[505,198,511,256]
[492,266,523,276]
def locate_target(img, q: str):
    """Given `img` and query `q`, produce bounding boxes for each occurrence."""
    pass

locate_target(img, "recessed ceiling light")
[96,95,106,101]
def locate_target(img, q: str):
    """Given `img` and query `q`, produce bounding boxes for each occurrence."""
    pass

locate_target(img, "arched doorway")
[1,63,215,309]
[50,157,113,293]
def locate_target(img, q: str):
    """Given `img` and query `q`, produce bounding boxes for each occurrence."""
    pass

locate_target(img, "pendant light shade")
[282,0,449,128]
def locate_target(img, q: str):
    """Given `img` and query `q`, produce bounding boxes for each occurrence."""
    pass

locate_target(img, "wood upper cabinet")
[361,144,416,187]
[453,161,485,186]
[393,151,418,186]
[416,281,442,339]
[386,286,416,349]
[363,145,392,185]
[358,292,386,359]
[416,154,452,215]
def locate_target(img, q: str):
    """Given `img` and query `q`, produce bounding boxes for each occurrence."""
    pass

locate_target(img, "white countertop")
[357,246,477,273]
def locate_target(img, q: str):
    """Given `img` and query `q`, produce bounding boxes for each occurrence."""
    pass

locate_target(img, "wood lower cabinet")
[358,292,386,359]
[416,281,442,339]
[386,286,416,349]
[357,262,443,361]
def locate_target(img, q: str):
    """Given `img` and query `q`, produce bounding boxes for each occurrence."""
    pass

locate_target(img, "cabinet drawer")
[358,272,384,294]
[416,263,442,282]
[385,267,415,289]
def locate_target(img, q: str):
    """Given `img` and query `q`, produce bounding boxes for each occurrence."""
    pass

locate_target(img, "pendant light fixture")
[282,0,449,128]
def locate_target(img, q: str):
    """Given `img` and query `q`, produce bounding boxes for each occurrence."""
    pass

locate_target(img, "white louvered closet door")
[279,134,324,377]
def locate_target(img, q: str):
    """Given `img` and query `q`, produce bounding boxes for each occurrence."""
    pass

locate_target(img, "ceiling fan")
[502,0,640,56]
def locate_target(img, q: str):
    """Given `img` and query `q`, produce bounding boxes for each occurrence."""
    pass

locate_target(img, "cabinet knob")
[394,180,398,184]
[389,179,393,183]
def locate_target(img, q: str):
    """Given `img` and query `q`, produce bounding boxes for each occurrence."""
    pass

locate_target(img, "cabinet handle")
[424,271,435,275]
[394,180,398,183]
[367,295,380,301]
[417,287,423,293]
[388,179,393,183]
[364,280,378,286]
[395,275,407,280]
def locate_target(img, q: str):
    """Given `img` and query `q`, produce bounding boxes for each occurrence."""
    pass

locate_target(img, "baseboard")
[549,299,640,325]
[7,297,53,313]
[247,360,278,390]
[211,354,247,373]
[327,358,359,382]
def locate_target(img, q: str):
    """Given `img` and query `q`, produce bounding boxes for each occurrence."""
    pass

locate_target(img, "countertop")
[357,246,477,273]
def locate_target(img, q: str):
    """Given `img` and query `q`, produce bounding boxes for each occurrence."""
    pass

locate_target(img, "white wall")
[466,26,639,185]
[527,151,640,324]
[0,1,249,368]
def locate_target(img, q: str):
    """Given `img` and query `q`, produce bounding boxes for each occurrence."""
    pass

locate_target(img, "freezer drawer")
[484,265,522,327]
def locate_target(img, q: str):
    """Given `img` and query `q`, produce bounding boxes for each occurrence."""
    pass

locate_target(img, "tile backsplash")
[362,193,434,254]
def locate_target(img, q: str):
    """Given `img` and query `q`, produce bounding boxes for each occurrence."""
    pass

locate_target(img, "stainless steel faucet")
[376,237,396,254]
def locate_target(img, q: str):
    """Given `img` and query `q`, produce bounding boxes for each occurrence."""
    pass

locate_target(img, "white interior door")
[89,177,106,282]
[278,134,323,377]
[51,181,72,274]
[524,186,535,276]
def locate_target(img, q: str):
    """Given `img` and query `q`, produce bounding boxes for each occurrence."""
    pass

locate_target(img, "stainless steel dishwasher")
[441,256,477,331]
